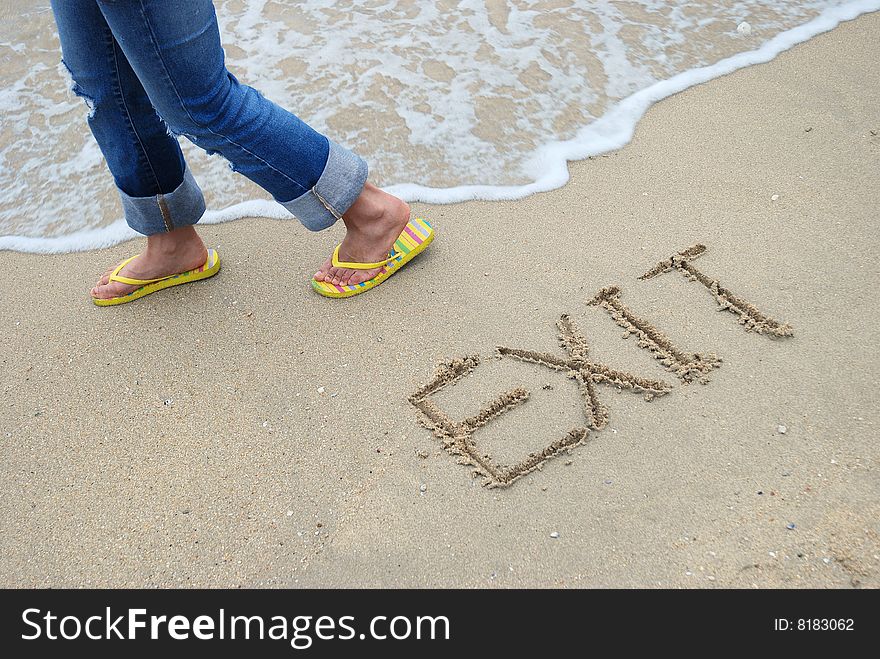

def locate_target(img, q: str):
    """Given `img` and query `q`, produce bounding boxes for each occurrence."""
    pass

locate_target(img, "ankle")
[343,184,409,231]
[145,226,205,257]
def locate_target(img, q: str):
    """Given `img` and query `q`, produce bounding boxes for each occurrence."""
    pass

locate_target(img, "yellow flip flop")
[311,218,434,298]
[92,248,221,306]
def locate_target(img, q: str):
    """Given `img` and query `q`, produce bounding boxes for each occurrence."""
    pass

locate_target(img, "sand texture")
[0,13,878,588]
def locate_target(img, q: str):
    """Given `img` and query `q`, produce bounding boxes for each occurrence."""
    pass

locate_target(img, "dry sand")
[1,12,878,588]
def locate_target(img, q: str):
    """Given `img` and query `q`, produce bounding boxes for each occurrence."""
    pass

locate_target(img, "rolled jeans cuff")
[281,140,369,231]
[118,167,206,235]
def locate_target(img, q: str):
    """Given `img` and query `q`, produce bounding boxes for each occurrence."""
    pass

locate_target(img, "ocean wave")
[1,0,877,253]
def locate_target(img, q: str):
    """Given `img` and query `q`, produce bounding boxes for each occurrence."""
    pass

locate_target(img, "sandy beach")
[1,11,878,588]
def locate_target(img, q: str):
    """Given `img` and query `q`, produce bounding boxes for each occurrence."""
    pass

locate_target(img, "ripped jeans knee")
[60,59,97,118]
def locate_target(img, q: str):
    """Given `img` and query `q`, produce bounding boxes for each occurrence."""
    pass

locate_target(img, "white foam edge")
[0,199,291,254]
[3,0,877,255]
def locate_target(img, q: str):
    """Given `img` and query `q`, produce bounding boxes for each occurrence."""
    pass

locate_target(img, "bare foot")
[313,183,411,287]
[91,226,208,300]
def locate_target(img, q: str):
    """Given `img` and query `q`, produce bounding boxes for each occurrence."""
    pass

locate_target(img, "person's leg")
[51,0,208,300]
[95,0,410,288]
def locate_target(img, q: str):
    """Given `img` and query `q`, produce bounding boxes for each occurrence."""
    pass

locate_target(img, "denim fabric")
[282,142,369,231]
[51,0,368,235]
[118,166,206,235]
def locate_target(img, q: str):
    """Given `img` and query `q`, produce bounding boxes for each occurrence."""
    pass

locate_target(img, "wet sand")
[0,12,877,587]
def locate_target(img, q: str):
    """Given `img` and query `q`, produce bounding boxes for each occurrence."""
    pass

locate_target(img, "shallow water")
[0,0,877,251]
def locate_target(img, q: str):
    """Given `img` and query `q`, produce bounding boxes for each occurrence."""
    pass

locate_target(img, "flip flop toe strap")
[107,255,174,286]
[331,244,401,270]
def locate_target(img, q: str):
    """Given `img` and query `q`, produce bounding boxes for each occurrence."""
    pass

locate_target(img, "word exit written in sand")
[409,244,793,488]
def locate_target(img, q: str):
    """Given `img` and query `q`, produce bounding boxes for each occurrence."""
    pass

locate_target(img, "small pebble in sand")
[771,194,779,201]
[777,424,787,434]
[419,483,427,493]
[550,531,560,539]
[317,386,325,394]
[736,21,751,35]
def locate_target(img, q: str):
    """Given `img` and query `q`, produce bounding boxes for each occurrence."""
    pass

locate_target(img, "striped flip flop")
[311,218,434,298]
[92,248,221,306]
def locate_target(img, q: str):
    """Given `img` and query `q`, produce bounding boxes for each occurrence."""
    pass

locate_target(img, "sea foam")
[1,0,878,253]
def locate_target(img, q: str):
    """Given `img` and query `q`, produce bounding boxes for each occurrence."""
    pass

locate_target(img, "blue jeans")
[50,0,368,235]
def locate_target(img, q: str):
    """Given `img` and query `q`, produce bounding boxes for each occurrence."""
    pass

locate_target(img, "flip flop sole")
[312,218,434,299]
[92,249,221,307]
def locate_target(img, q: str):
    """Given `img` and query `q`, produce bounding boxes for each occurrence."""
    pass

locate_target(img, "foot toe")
[313,257,333,282]
[91,283,114,300]
[325,266,347,286]
[91,284,109,300]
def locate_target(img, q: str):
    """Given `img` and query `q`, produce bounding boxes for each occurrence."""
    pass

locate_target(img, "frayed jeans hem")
[119,167,206,235]
[281,140,368,232]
